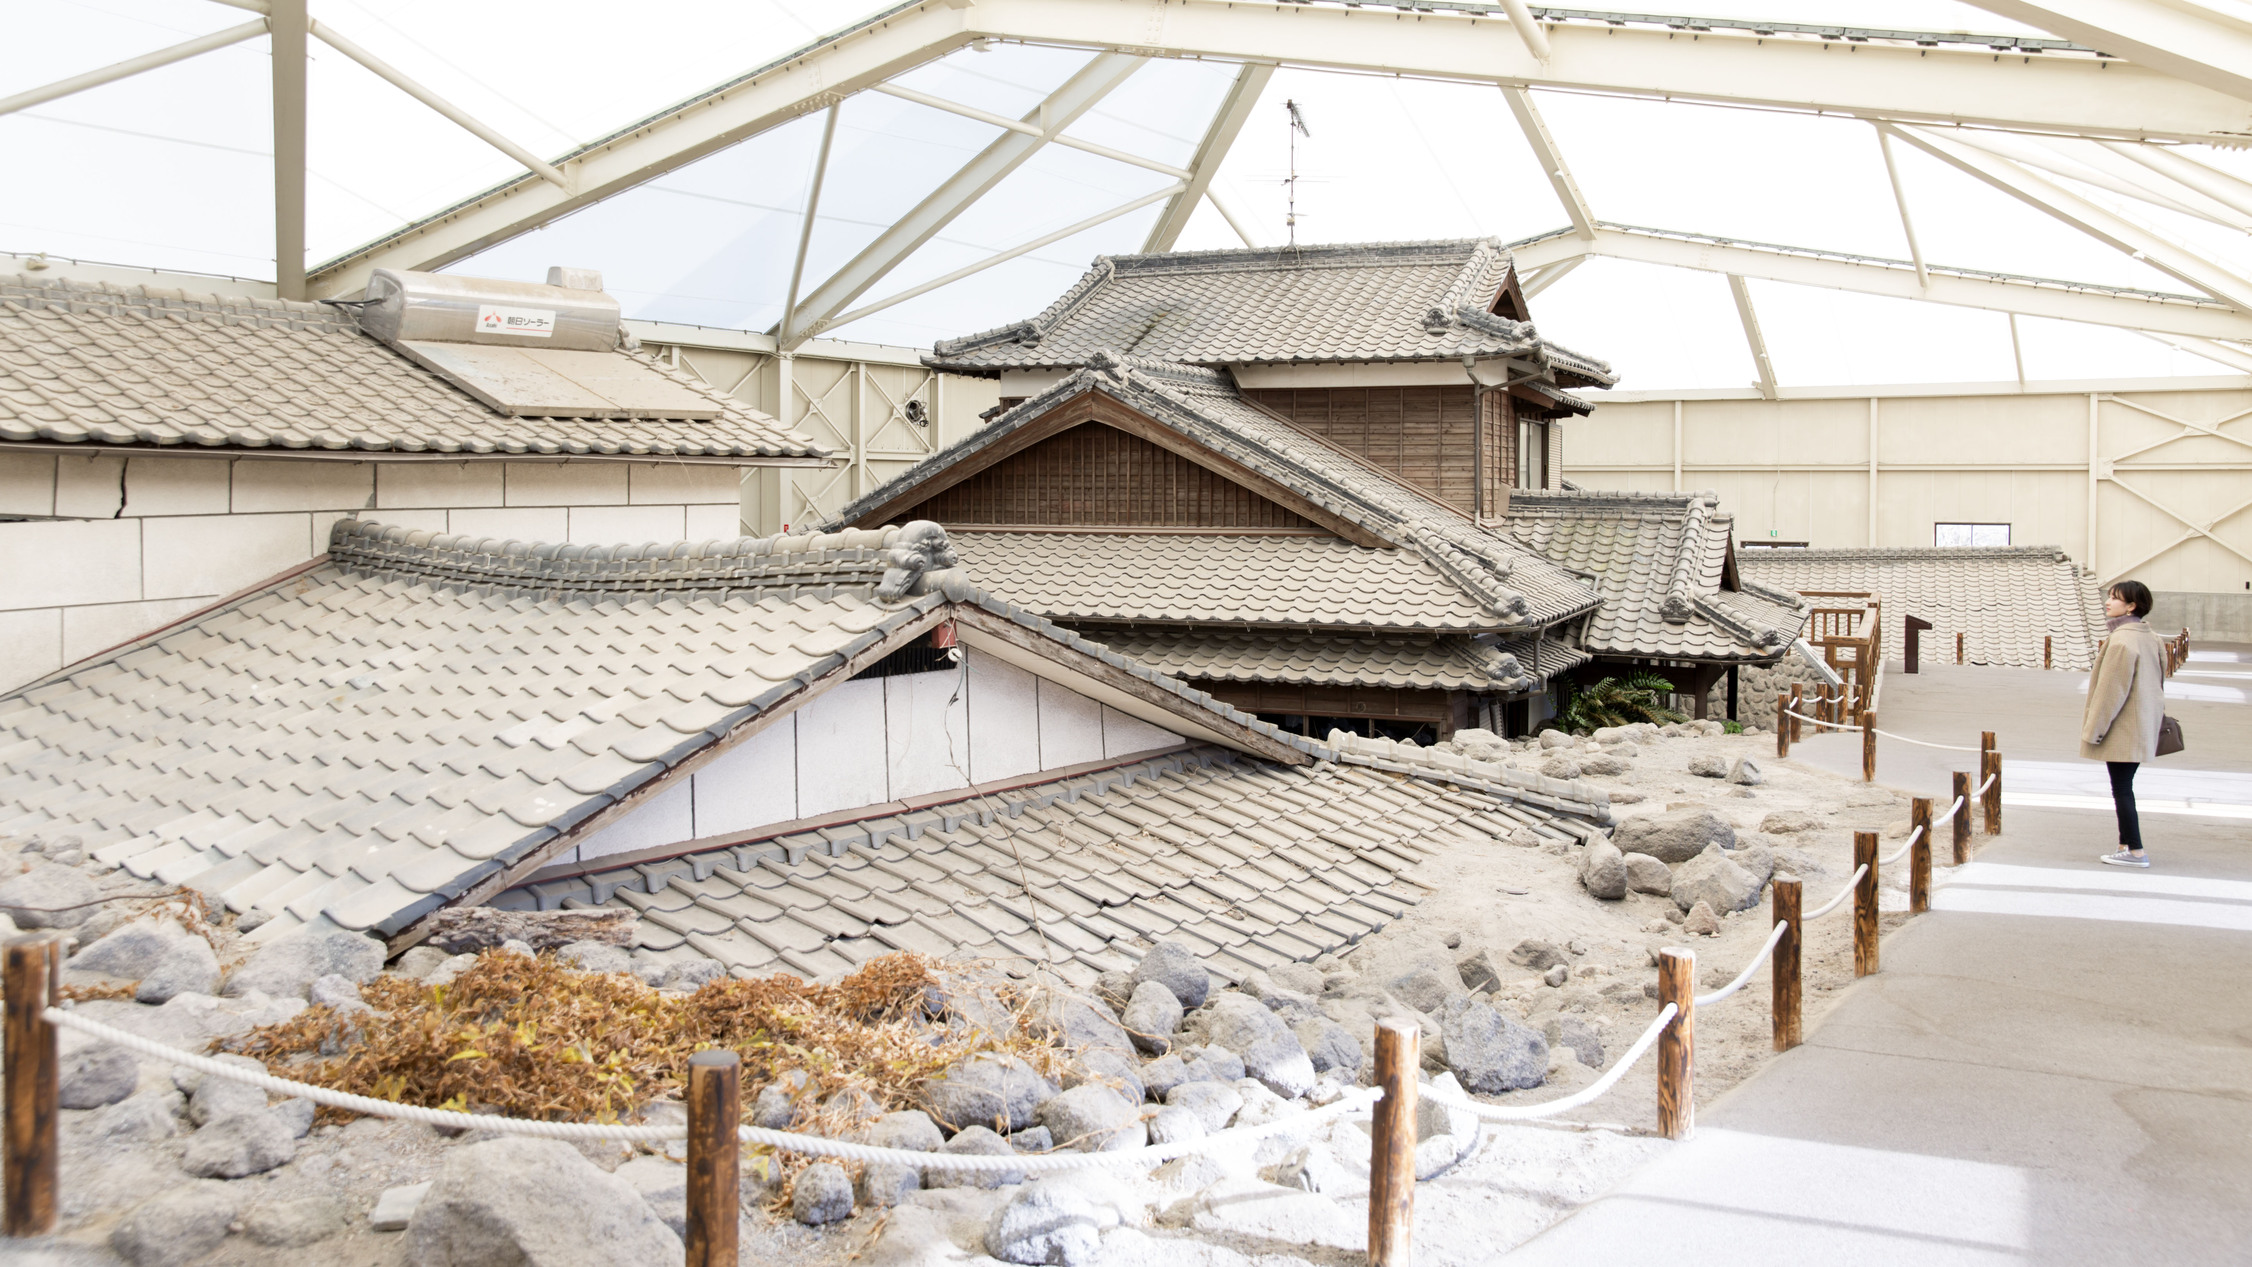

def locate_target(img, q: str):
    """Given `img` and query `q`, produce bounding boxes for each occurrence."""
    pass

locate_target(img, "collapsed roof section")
[925,239,1614,392]
[0,273,824,460]
[831,355,1604,635]
[1506,489,1810,664]
[0,518,1612,947]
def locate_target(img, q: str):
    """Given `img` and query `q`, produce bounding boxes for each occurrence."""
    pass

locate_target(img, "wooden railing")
[1798,591,1882,723]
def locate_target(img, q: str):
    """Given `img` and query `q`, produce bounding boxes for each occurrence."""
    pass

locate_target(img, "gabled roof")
[1,518,1615,946]
[830,356,1603,633]
[925,239,1614,389]
[558,745,1590,988]
[1080,628,1540,693]
[0,275,824,459]
[1506,489,1808,663]
[1738,545,2104,670]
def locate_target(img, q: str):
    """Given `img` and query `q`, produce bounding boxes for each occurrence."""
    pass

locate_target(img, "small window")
[1516,420,1547,489]
[1935,522,2010,547]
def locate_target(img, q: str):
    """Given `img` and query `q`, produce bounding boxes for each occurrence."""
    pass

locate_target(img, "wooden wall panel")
[900,422,1318,528]
[1246,386,1481,511]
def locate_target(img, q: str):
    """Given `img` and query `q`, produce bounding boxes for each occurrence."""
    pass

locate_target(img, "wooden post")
[1368,1018,1418,1267]
[1787,684,1803,744]
[1852,832,1879,977]
[1956,631,1964,665]
[4,937,59,1238]
[1951,771,1972,865]
[1656,949,1694,1140]
[1983,749,2003,836]
[1771,877,1801,1052]
[1860,709,1877,783]
[1909,797,1933,914]
[685,1049,741,1267]
[2044,635,2053,670]
[1775,690,1790,758]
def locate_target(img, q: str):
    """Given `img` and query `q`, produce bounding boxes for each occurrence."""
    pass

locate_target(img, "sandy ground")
[7,727,1926,1267]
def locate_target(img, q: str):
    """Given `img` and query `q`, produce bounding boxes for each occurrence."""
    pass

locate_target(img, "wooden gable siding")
[1247,385,1522,517]
[898,421,1319,529]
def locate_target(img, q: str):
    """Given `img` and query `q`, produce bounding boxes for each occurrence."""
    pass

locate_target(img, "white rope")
[743,1088,1384,1173]
[1931,795,1966,829]
[47,1008,679,1142]
[1806,864,1868,920]
[1421,1003,1677,1123]
[45,1004,1382,1172]
[1976,770,1998,797]
[1880,825,1922,867]
[1782,708,1856,732]
[1695,922,1789,1007]
[1870,729,1980,753]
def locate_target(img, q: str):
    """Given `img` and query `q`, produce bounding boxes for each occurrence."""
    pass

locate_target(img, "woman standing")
[2082,579,2167,868]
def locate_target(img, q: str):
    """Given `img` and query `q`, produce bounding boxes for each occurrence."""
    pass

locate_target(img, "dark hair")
[2109,579,2153,618]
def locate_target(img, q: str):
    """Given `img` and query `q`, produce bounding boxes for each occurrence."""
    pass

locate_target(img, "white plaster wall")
[0,452,750,692]
[566,647,1184,867]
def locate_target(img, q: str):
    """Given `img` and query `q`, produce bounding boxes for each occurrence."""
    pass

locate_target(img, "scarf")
[2105,613,2143,634]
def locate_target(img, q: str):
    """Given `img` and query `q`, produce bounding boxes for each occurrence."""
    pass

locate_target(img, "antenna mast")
[1283,99,1311,246]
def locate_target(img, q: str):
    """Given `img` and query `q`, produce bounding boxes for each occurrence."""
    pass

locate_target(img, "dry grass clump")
[220,951,1057,1137]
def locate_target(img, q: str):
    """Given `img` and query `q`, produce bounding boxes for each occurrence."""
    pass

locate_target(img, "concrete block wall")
[2151,591,2252,645]
[565,647,1184,867]
[0,451,749,693]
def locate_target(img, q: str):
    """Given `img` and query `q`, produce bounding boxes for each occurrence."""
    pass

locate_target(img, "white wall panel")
[576,780,696,864]
[54,455,126,519]
[966,649,1041,783]
[886,669,970,800]
[685,504,744,541]
[231,460,373,513]
[142,513,309,601]
[62,597,211,663]
[692,718,797,838]
[0,519,142,609]
[568,505,686,544]
[506,461,628,506]
[0,609,61,686]
[1101,705,1181,759]
[0,454,55,517]
[123,458,229,517]
[796,677,889,817]
[629,463,741,505]
[376,462,504,509]
[1037,678,1105,768]
[448,506,569,542]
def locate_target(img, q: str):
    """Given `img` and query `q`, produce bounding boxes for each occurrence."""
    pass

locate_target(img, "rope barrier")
[44,1005,1382,1171]
[1806,864,1868,920]
[1782,708,1855,732]
[1421,1003,1677,1123]
[1870,729,1980,753]
[1976,770,1998,797]
[1880,825,1923,867]
[1695,922,1788,1007]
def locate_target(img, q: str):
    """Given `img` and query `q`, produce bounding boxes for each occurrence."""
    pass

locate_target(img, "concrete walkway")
[1507,646,2252,1265]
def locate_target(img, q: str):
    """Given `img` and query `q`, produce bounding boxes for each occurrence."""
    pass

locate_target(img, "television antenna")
[1283,99,1311,246]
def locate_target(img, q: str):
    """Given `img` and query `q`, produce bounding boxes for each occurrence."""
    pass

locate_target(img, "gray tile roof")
[1506,489,1809,663]
[529,745,1592,988]
[1737,546,2105,670]
[0,275,824,459]
[832,357,1603,632]
[1497,633,1592,682]
[926,239,1614,389]
[1078,628,1541,693]
[0,518,1611,946]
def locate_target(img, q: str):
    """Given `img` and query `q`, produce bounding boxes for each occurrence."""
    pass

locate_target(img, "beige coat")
[2081,619,2166,762]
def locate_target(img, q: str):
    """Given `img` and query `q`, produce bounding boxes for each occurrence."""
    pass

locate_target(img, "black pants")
[2108,761,2143,851]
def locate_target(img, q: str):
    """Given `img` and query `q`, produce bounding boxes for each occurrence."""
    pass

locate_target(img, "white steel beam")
[1144,62,1274,253]
[310,22,568,190]
[2102,140,2252,219]
[1943,128,2252,230]
[781,51,1148,348]
[1499,0,1551,61]
[1506,224,2252,341]
[1518,255,1584,299]
[1874,124,1929,288]
[1889,125,2252,312]
[2143,331,2252,373]
[0,19,267,118]
[1969,1,2252,103]
[1727,274,1780,400]
[1502,87,1596,240]
[1206,186,1264,248]
[872,81,1192,179]
[781,106,840,345]
[824,183,1184,332]
[272,0,306,301]
[304,0,2252,298]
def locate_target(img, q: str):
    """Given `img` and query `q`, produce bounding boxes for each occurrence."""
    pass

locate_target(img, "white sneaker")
[2099,850,2150,868]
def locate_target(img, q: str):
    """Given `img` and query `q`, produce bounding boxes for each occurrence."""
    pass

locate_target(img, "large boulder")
[405,1136,681,1265]
[1439,1002,1548,1094]
[791,1162,854,1226]
[1195,995,1315,1099]
[1293,1017,1363,1076]
[1624,852,1673,896]
[1615,806,1736,864]
[1672,844,1764,914]
[867,1109,943,1153]
[243,1195,348,1248]
[1062,1047,1144,1105]
[187,1053,270,1126]
[1507,939,1567,972]
[1130,940,1209,1009]
[68,915,220,1003]
[1455,949,1502,993]
[924,1053,1059,1133]
[1579,839,1628,900]
[1542,1017,1606,1069]
[1386,967,1463,1015]
[1120,981,1182,1056]
[224,918,385,1000]
[0,864,101,930]
[59,1045,139,1109]
[1026,984,1131,1056]
[1165,1081,1244,1133]
[1035,1083,1146,1152]
[1760,811,1822,834]
[181,1111,297,1178]
[1687,755,1730,779]
[109,1181,241,1267]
